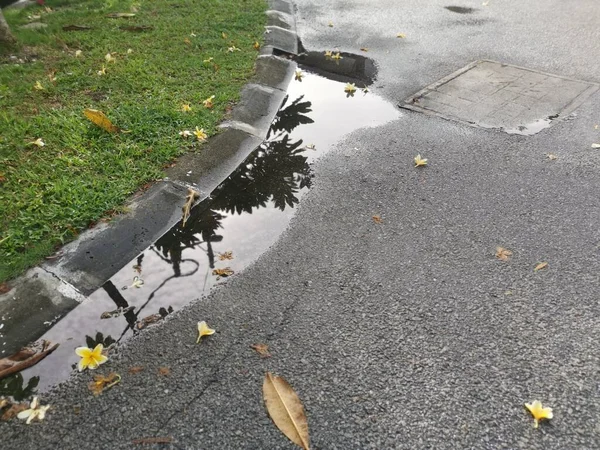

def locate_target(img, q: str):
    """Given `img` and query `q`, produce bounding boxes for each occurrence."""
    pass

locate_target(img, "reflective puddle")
[2,55,401,395]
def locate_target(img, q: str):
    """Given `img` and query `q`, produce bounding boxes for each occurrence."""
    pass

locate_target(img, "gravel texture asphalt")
[2,0,600,448]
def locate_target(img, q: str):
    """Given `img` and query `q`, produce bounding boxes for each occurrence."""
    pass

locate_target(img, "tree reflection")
[0,373,39,401]
[154,94,314,272]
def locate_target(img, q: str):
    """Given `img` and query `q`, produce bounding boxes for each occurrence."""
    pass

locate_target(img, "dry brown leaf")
[263,372,310,449]
[218,251,233,261]
[182,188,200,227]
[534,262,548,272]
[132,437,173,445]
[128,366,144,374]
[0,340,59,380]
[0,402,28,421]
[372,215,383,224]
[88,372,121,396]
[158,367,171,376]
[83,109,120,133]
[495,247,512,261]
[136,313,163,330]
[0,282,11,295]
[212,267,234,277]
[251,344,271,358]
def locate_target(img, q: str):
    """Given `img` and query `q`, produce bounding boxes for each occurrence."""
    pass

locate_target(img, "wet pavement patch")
[444,6,477,14]
[3,64,400,394]
[401,60,599,135]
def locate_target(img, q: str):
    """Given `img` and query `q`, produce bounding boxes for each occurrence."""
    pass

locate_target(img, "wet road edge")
[0,0,300,354]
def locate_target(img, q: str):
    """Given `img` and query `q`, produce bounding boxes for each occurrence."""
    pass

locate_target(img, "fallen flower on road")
[328,21,334,27]
[324,50,333,57]
[197,321,216,343]
[76,344,108,371]
[591,143,600,148]
[525,400,553,428]
[344,83,357,96]
[295,70,304,81]
[17,397,50,424]
[546,153,557,160]
[129,276,144,288]
[263,372,310,449]
[213,267,234,278]
[360,47,369,52]
[105,53,116,63]
[218,251,233,261]
[397,33,406,38]
[495,247,512,261]
[414,154,427,167]
[534,262,548,271]
[332,52,343,60]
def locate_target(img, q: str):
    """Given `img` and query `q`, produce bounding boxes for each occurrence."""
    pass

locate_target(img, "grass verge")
[0,0,266,282]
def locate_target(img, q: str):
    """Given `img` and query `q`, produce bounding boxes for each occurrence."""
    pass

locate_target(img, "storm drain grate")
[401,60,598,135]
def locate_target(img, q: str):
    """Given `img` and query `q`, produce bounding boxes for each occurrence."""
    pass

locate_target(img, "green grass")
[0,0,266,282]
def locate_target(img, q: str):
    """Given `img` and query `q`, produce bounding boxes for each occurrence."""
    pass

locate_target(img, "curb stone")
[0,0,301,353]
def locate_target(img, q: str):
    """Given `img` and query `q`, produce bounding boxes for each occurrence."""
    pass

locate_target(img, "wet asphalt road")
[3,0,600,448]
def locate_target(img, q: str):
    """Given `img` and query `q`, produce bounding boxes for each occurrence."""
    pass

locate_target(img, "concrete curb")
[0,0,300,354]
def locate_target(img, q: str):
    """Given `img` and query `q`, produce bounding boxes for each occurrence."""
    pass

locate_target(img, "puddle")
[3,56,400,395]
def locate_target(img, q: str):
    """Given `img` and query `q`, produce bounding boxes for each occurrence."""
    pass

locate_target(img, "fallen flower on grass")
[84,108,120,133]
[197,321,215,343]
[97,66,107,76]
[203,57,214,63]
[88,372,121,396]
[203,95,215,108]
[76,344,108,371]
[534,262,548,272]
[227,46,241,53]
[75,50,82,57]
[218,251,233,261]
[105,53,116,63]
[194,127,208,141]
[127,48,133,54]
[344,83,357,96]
[251,344,271,358]
[184,38,192,45]
[253,41,260,50]
[33,81,44,91]
[179,130,192,137]
[414,154,427,167]
[525,400,553,428]
[29,138,45,147]
[295,70,304,81]
[181,103,192,112]
[17,397,50,424]
[495,247,512,261]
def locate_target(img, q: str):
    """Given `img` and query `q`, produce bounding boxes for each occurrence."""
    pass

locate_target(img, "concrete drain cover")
[402,60,598,135]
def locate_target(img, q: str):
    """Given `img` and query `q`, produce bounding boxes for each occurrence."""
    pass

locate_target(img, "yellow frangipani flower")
[179,130,192,137]
[253,41,260,50]
[182,103,192,112]
[75,344,108,371]
[29,138,45,147]
[75,50,83,58]
[227,46,240,53]
[295,70,304,81]
[194,127,208,141]
[17,397,50,424]
[397,33,406,38]
[203,95,216,109]
[33,81,44,91]
[525,400,553,428]
[331,52,343,60]
[414,154,428,167]
[324,50,333,57]
[127,48,133,54]
[105,53,116,63]
[203,57,214,63]
[344,83,356,95]
[129,276,144,288]
[197,321,215,343]
[97,66,107,76]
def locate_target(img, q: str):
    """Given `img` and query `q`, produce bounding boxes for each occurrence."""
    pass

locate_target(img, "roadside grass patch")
[0,0,266,281]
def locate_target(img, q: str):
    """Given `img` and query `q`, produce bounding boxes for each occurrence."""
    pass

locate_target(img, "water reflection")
[10,71,401,393]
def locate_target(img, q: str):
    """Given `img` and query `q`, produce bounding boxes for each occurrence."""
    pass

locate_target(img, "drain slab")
[401,60,599,135]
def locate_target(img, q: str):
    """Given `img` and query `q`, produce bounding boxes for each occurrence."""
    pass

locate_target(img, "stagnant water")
[1,55,401,398]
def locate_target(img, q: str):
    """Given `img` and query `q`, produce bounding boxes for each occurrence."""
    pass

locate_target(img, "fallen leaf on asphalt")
[105,52,116,63]
[295,70,304,81]
[106,12,136,18]
[33,81,44,91]
[372,215,383,224]
[76,344,108,372]
[546,153,557,160]
[218,251,233,261]
[83,109,120,133]
[212,267,234,278]
[128,366,144,374]
[525,400,553,428]
[29,138,45,147]
[534,262,548,272]
[591,143,600,148]
[181,103,192,112]
[132,437,173,445]
[158,367,171,376]
[194,127,208,141]
[1,402,28,421]
[100,306,134,319]
[203,95,215,108]
[136,313,163,330]
[0,340,59,380]
[263,372,310,449]
[360,47,369,52]
[182,188,200,227]
[344,83,357,96]
[397,33,406,38]
[88,372,121,396]
[251,344,271,358]
[414,154,427,167]
[197,321,216,343]
[62,24,93,31]
[495,247,512,261]
[17,397,50,424]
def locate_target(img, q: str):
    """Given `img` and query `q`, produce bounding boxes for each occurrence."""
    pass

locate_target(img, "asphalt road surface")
[3,0,600,448]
